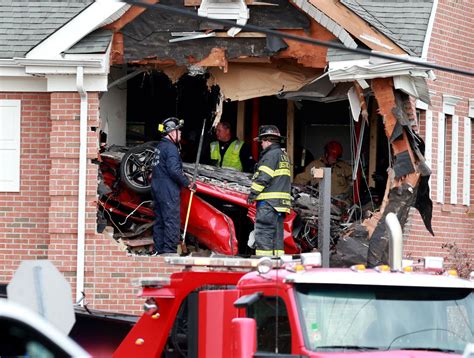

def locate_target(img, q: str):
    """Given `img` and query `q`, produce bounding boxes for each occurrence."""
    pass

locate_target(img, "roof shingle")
[0,0,92,58]
[341,0,434,57]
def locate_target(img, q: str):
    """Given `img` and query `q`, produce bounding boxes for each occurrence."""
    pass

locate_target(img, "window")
[0,100,21,192]
[247,295,292,354]
[0,316,70,357]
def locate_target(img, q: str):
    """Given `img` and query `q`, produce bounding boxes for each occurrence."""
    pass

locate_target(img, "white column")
[450,115,459,204]
[436,112,445,203]
[463,117,472,206]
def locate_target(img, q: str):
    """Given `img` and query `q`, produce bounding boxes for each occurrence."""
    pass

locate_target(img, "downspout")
[76,66,87,304]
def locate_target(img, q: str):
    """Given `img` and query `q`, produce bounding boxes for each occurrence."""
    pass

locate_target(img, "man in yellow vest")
[206,121,255,172]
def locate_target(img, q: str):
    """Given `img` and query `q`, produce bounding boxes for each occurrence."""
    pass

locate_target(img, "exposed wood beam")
[287,100,295,178]
[214,32,266,38]
[230,57,272,63]
[110,32,124,65]
[104,0,159,32]
[195,48,228,72]
[307,0,406,55]
[236,101,245,141]
[368,103,378,188]
[371,78,418,187]
[275,20,335,68]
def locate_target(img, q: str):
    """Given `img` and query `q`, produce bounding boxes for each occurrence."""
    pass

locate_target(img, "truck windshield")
[295,283,474,353]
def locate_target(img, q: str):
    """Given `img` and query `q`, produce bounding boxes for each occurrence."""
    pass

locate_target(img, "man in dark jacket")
[151,117,191,254]
[247,125,291,257]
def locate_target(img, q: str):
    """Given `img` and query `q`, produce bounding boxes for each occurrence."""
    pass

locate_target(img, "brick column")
[48,92,100,295]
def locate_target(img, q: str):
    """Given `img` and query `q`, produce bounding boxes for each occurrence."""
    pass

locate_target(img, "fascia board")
[46,74,108,92]
[0,77,47,92]
[26,0,128,60]
[421,0,438,59]
[15,53,107,75]
[0,65,29,77]
[0,74,106,92]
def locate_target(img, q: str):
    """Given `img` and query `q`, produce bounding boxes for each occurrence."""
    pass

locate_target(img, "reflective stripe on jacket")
[250,143,291,213]
[210,140,244,171]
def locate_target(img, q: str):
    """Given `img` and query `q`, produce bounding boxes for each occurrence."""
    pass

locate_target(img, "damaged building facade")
[0,0,473,313]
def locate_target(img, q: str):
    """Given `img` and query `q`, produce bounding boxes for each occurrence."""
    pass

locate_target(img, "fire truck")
[114,215,474,357]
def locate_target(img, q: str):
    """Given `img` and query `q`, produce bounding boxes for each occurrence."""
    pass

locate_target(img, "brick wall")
[0,91,181,315]
[404,0,474,268]
[0,93,51,281]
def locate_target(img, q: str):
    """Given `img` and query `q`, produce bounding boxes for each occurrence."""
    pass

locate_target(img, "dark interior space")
[127,70,221,162]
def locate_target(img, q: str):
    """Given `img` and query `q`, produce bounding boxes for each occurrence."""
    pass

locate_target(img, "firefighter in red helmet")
[294,140,352,198]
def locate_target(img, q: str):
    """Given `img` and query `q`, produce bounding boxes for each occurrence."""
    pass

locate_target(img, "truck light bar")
[133,277,171,288]
[164,256,265,270]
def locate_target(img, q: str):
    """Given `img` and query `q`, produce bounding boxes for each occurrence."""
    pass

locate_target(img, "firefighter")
[247,125,291,257]
[151,117,191,255]
[294,140,352,198]
[205,121,255,172]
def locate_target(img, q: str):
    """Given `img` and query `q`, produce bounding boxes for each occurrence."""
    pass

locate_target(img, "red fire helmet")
[325,141,343,159]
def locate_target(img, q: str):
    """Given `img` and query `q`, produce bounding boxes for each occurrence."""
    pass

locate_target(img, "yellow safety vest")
[210,140,244,171]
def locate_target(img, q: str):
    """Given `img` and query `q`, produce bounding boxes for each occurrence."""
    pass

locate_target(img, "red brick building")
[0,0,472,314]
[404,0,474,272]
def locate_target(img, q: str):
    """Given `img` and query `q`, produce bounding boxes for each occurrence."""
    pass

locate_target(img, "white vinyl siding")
[0,100,21,192]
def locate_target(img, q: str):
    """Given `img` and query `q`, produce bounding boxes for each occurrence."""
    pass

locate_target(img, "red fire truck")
[114,251,474,357]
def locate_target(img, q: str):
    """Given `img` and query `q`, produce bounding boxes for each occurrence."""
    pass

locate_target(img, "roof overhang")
[328,56,435,103]
[328,56,435,82]
[0,51,110,92]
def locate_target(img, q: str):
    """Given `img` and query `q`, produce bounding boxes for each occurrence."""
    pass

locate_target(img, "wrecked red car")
[97,142,346,256]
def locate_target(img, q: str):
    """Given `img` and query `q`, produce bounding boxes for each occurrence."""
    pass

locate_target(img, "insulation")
[209,63,320,101]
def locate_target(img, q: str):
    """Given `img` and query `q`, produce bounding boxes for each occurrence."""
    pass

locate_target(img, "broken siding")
[0,0,92,58]
[121,0,309,63]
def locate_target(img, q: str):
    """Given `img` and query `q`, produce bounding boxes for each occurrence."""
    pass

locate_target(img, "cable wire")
[121,0,474,78]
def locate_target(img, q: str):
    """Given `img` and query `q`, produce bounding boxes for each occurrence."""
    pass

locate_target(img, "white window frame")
[436,112,445,203]
[463,117,472,206]
[450,115,459,204]
[0,100,21,192]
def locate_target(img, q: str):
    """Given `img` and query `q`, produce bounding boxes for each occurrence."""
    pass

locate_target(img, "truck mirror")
[233,292,262,308]
[231,318,256,358]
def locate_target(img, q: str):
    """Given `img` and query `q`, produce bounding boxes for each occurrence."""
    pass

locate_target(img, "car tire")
[119,142,157,194]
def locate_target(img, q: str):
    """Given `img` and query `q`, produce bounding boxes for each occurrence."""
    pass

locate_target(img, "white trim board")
[436,112,445,203]
[450,115,459,204]
[425,110,433,169]
[0,100,21,192]
[422,0,438,59]
[463,117,472,206]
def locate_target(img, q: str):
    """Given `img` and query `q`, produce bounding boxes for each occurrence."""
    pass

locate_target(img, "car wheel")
[119,143,156,194]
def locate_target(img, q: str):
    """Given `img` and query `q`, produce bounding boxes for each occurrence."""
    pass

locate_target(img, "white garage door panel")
[0,100,21,192]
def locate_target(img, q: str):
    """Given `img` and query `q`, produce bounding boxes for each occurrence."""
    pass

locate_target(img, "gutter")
[76,66,88,305]
[13,58,102,68]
